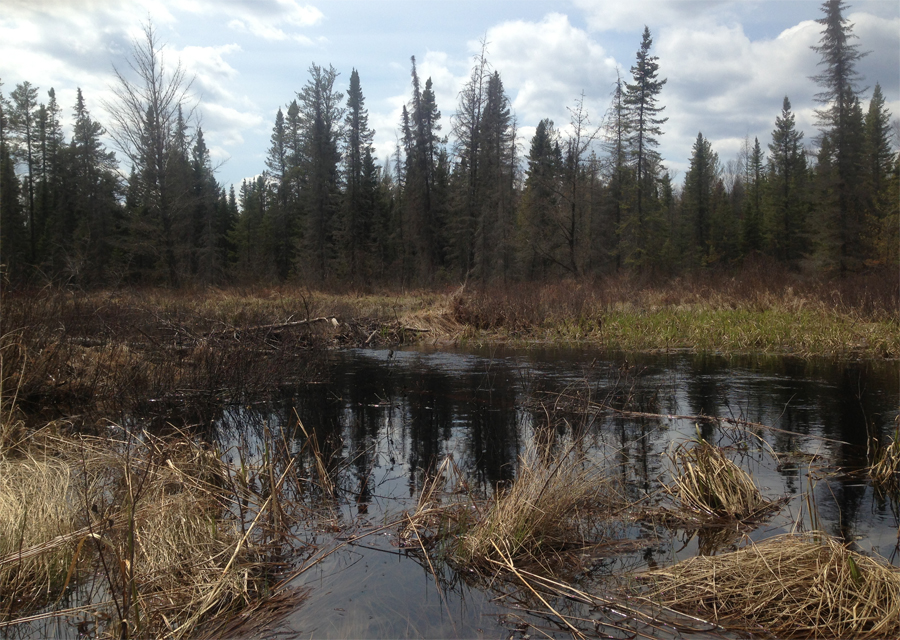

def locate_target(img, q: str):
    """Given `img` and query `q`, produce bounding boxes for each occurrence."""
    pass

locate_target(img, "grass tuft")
[640,532,900,639]
[453,442,620,570]
[664,439,781,522]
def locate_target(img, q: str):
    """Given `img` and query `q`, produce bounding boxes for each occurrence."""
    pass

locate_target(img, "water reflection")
[198,348,900,637]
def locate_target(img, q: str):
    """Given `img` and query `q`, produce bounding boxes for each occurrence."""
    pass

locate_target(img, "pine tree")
[624,27,667,248]
[811,0,868,271]
[766,97,808,263]
[682,133,719,265]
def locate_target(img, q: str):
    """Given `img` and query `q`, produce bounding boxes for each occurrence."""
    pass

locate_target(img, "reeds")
[869,422,900,492]
[453,443,620,570]
[664,439,781,522]
[0,427,307,639]
[640,532,900,639]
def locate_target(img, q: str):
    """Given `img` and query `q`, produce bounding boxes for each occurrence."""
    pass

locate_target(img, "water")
[210,347,900,638]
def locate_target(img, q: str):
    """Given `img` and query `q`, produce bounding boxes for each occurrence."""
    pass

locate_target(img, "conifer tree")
[603,72,632,271]
[741,138,764,255]
[296,63,343,282]
[70,88,121,284]
[340,69,376,282]
[624,27,667,249]
[811,0,868,271]
[0,80,27,279]
[766,97,808,263]
[519,119,562,279]
[682,132,719,265]
[863,83,895,217]
[10,81,40,263]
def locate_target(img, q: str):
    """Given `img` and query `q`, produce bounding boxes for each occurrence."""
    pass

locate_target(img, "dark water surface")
[212,347,899,639]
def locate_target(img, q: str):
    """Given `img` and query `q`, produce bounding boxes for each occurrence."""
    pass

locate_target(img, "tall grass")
[452,442,622,571]
[0,424,314,638]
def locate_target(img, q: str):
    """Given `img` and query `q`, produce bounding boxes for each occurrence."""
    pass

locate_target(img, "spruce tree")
[766,97,808,263]
[624,27,667,245]
[296,64,343,282]
[10,81,40,263]
[863,83,895,216]
[682,132,719,265]
[519,119,562,279]
[810,0,868,271]
[741,138,764,256]
[0,80,27,279]
[340,69,377,282]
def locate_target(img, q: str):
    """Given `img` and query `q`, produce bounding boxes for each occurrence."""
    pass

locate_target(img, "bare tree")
[104,21,195,284]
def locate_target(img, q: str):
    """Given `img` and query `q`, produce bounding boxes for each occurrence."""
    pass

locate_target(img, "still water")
[215,347,898,638]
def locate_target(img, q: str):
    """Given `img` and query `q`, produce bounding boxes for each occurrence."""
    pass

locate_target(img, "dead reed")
[453,442,621,570]
[664,439,782,523]
[869,421,900,492]
[0,425,310,639]
[640,533,900,639]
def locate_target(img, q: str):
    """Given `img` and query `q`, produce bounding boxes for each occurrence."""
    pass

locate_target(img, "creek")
[210,347,899,638]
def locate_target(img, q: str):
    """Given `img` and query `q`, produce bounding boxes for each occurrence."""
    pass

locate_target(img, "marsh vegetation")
[1,284,898,638]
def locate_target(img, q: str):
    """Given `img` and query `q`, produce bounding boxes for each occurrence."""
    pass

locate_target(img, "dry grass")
[0,426,307,639]
[0,454,81,611]
[869,420,900,492]
[640,532,900,639]
[664,439,782,523]
[453,443,621,569]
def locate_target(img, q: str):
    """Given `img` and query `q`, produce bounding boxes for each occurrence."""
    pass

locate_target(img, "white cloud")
[210,0,323,41]
[483,13,617,130]
[573,0,735,32]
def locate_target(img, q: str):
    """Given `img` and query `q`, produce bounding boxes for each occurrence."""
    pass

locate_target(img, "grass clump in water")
[452,442,620,571]
[664,438,782,522]
[640,532,900,639]
[869,421,900,493]
[0,427,305,639]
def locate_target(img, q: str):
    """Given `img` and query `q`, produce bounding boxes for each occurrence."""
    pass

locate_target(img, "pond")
[208,347,899,639]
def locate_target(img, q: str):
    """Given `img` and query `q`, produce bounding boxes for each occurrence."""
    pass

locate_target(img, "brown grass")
[0,426,307,639]
[663,439,783,523]
[640,533,900,639]
[869,421,900,492]
[453,442,622,570]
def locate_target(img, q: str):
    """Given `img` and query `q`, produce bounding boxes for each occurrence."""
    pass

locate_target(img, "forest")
[0,0,897,289]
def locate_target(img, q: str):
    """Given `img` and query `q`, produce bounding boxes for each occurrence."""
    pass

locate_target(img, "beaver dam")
[2,340,899,639]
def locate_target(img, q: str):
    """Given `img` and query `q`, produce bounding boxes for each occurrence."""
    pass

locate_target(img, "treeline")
[1,2,897,288]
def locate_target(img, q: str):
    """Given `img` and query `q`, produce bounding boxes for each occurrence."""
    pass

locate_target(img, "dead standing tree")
[104,21,195,285]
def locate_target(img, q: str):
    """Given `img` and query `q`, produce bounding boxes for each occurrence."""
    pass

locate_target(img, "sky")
[2,0,898,191]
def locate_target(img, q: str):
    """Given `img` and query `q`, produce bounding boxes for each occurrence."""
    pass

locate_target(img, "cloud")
[573,0,735,32]
[204,0,324,42]
[483,12,617,130]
